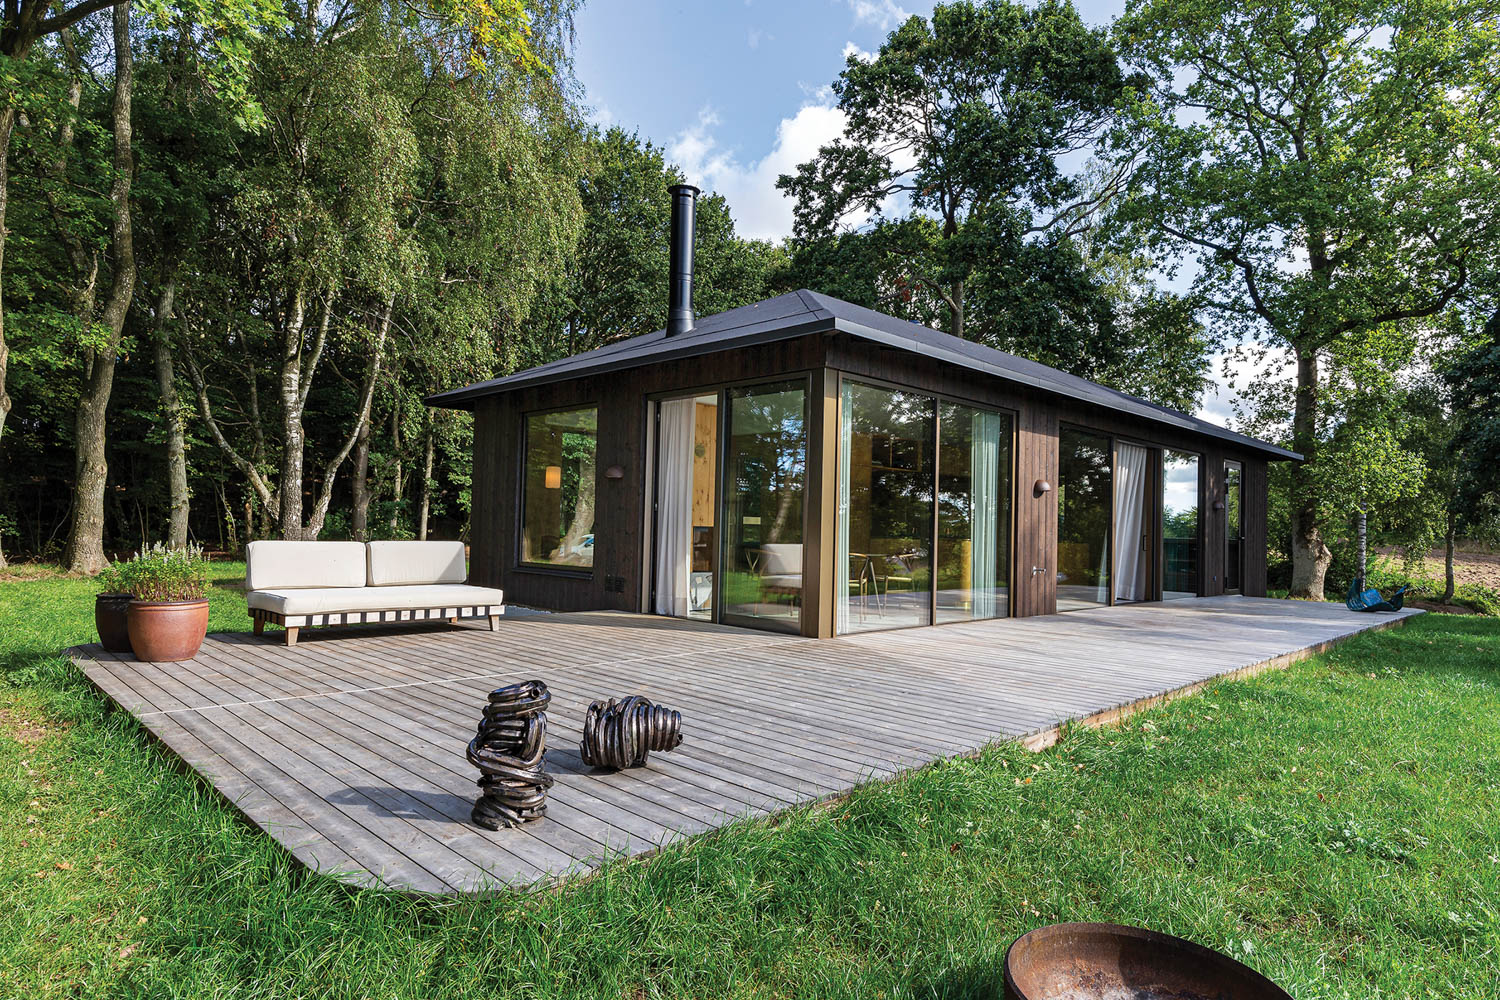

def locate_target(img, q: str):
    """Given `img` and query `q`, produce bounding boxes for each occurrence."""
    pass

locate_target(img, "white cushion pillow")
[245,540,368,591]
[366,540,468,586]
[247,583,504,616]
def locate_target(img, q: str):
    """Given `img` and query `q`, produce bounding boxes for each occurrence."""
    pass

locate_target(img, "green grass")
[3,566,1500,998]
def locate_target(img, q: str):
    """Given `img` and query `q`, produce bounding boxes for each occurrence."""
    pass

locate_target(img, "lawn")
[2,566,1499,999]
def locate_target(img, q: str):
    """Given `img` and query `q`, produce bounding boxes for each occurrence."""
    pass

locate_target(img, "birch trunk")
[151,281,189,548]
[351,412,372,540]
[65,3,135,574]
[417,418,434,541]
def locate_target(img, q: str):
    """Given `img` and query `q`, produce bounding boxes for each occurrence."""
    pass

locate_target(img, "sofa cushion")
[366,540,467,586]
[247,583,505,617]
[245,540,368,591]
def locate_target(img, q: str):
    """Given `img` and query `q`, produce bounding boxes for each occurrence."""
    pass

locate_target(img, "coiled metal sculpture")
[579,695,684,770]
[467,680,554,830]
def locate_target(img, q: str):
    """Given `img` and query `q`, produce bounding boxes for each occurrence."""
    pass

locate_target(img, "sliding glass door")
[937,402,1012,623]
[838,383,934,631]
[721,382,808,631]
[835,380,1013,634]
[1162,450,1200,599]
[1057,428,1112,610]
[1224,459,1243,593]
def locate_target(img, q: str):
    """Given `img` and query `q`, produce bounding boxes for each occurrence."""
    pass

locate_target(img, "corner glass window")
[521,407,598,568]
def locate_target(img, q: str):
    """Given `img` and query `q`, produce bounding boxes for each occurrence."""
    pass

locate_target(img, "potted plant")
[123,543,211,662]
[94,563,134,654]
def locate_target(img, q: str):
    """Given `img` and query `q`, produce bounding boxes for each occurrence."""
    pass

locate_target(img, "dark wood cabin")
[428,287,1298,639]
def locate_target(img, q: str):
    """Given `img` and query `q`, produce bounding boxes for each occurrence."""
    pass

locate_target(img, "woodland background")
[1,0,1498,603]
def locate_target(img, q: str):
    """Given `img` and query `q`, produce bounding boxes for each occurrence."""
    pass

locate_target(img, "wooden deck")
[71,597,1419,895]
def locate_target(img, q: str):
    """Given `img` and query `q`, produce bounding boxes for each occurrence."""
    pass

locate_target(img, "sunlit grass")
[1,567,1497,998]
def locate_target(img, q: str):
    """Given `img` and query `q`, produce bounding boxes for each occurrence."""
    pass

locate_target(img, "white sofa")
[245,540,505,645]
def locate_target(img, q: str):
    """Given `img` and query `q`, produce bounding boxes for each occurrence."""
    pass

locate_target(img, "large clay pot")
[127,599,210,662]
[95,593,134,654]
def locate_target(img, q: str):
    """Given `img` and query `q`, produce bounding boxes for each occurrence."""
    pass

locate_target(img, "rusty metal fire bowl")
[1002,923,1292,1000]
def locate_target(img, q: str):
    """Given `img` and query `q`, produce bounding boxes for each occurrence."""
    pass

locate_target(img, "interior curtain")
[835,383,853,634]
[653,398,696,617]
[1114,443,1149,602]
[970,409,1002,618]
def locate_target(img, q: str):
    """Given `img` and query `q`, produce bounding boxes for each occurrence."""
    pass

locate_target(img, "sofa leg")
[285,626,299,647]
[488,615,500,631]
[253,615,265,635]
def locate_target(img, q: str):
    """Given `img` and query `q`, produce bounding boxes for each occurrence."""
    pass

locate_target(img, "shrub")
[96,562,130,594]
[116,543,209,602]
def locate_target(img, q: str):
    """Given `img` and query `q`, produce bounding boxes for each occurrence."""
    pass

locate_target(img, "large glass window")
[721,382,807,630]
[520,407,597,568]
[838,382,935,632]
[936,402,1012,623]
[1057,428,1112,610]
[1162,450,1200,599]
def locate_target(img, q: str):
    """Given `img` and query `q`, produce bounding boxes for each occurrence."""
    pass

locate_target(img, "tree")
[523,127,784,365]
[1438,306,1500,598]
[1116,0,1500,599]
[777,0,1132,340]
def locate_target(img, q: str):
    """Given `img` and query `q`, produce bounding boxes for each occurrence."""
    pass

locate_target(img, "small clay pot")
[127,598,210,662]
[95,593,134,654]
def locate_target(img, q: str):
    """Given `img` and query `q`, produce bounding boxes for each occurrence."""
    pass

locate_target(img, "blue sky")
[571,0,1272,422]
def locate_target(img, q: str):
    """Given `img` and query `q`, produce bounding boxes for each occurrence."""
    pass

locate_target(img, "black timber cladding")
[426,289,1300,461]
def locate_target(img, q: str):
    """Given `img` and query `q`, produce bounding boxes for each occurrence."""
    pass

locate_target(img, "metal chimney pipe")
[666,183,699,337]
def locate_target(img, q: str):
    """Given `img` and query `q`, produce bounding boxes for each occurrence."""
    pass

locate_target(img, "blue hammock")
[1345,578,1408,613]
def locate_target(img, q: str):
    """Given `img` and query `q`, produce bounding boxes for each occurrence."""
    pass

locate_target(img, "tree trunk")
[278,283,309,539]
[389,403,402,534]
[1288,345,1331,599]
[1355,505,1367,590]
[351,410,372,540]
[1443,510,1456,604]
[418,417,434,541]
[152,280,189,548]
[0,103,15,570]
[65,3,135,575]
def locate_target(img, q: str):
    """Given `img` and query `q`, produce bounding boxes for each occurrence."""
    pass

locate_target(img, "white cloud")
[848,0,909,30]
[1196,339,1292,427]
[668,103,850,241]
[747,27,771,49]
[842,40,876,63]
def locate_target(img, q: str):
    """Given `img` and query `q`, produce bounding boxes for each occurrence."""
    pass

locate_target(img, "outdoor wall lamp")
[1033,479,1053,497]
[1211,499,1226,511]
[604,465,625,481]
[544,466,562,489]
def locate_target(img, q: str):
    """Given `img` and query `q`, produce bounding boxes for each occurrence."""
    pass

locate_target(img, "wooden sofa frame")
[250,604,503,646]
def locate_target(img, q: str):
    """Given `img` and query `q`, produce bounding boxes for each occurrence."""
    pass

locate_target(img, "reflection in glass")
[837,382,934,632]
[521,407,598,567]
[1057,428,1112,610]
[1162,451,1199,598]
[936,403,1012,622]
[721,382,807,630]
[1224,460,1243,592]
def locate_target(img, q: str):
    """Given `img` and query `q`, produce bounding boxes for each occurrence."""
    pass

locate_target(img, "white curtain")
[653,399,695,617]
[970,410,1003,618]
[835,384,853,634]
[1114,443,1149,603]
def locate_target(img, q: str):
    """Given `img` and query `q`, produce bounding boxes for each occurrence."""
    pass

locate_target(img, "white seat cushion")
[245,540,368,591]
[366,540,467,586]
[247,583,505,617]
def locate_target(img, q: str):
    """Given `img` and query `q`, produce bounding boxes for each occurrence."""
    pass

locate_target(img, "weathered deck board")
[71,596,1419,894]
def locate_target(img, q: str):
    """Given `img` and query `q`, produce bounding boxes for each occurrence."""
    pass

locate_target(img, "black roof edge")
[425,293,1300,462]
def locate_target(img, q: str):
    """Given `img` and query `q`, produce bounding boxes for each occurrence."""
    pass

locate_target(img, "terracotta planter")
[95,593,134,654]
[127,598,210,662]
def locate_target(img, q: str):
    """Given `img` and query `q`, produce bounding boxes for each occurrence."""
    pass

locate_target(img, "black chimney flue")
[666,183,699,337]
